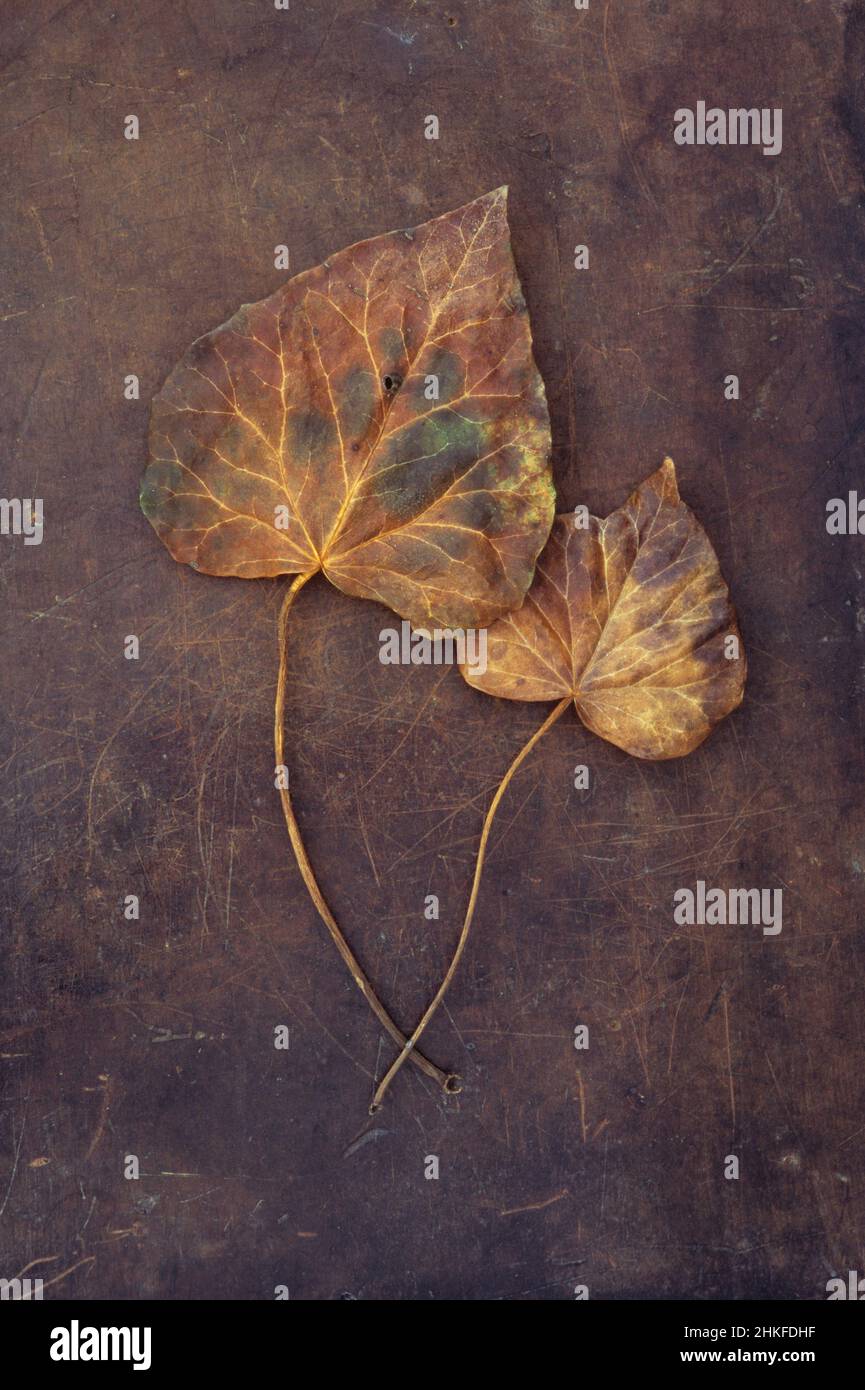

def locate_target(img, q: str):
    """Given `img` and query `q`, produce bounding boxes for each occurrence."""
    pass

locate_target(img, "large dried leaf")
[140,187,554,627]
[464,459,746,758]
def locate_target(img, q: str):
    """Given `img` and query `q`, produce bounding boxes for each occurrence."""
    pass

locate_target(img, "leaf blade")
[464,459,746,759]
[141,188,555,625]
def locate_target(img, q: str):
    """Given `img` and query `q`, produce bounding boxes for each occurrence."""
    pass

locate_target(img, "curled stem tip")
[274,572,450,1090]
[370,696,572,1111]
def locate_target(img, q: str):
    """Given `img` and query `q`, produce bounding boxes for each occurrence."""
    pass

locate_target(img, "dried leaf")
[138,189,555,1102]
[463,459,746,758]
[371,460,748,1107]
[140,186,555,627]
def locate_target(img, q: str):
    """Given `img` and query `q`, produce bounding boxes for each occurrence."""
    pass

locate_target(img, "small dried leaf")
[140,187,554,627]
[463,459,746,758]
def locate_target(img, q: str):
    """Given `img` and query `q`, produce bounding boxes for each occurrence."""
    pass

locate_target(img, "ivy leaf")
[463,459,746,758]
[138,188,555,1103]
[372,460,747,1107]
[140,186,555,627]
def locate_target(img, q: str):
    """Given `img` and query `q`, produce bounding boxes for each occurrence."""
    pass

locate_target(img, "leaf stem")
[370,696,572,1112]
[274,572,453,1090]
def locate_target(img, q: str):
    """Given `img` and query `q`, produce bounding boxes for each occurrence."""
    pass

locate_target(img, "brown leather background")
[2,0,864,1300]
